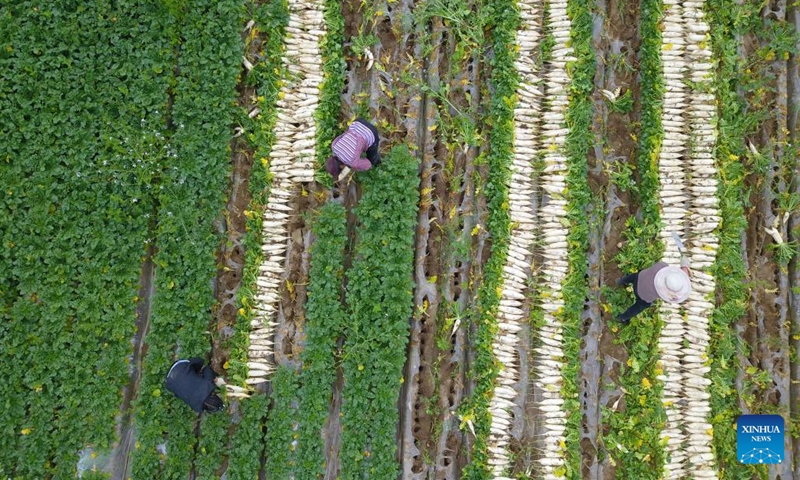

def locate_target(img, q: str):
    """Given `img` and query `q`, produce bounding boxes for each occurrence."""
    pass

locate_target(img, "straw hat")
[654,266,691,304]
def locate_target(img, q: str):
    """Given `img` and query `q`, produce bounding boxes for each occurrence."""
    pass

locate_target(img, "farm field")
[0,0,798,479]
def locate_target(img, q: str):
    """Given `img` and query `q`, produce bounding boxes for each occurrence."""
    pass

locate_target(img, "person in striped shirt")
[325,118,381,179]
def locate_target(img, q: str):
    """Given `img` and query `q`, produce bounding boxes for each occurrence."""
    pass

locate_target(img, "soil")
[273,187,320,368]
[788,3,799,474]
[211,135,252,374]
[575,0,642,477]
[208,0,800,477]
[737,6,797,476]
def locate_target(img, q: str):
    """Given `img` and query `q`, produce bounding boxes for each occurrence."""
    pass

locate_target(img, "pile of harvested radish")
[485,0,544,475]
[528,0,574,477]
[237,0,326,392]
[656,0,719,476]
[484,0,575,476]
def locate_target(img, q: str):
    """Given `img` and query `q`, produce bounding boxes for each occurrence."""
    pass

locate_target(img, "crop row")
[131,1,243,478]
[526,0,579,473]
[458,0,517,475]
[225,0,289,393]
[655,0,693,473]
[245,0,329,386]
[338,146,420,478]
[294,203,348,477]
[261,203,348,479]
[227,0,342,473]
[0,1,175,477]
[655,0,720,476]
[483,0,543,474]
[558,0,594,476]
[603,0,668,476]
[705,0,776,476]
[223,0,290,476]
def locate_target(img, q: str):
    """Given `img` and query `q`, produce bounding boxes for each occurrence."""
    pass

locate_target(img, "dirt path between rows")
[111,241,157,480]
[737,3,797,476]
[787,1,799,474]
[579,0,641,477]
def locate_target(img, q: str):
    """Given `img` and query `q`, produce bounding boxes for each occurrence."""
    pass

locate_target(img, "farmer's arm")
[202,365,217,381]
[188,357,204,373]
[350,156,373,171]
[680,256,691,278]
[365,140,381,166]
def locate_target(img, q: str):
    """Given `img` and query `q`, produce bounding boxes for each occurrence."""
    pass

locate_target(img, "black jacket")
[165,358,216,413]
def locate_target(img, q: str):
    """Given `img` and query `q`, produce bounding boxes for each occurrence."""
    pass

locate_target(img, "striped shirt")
[331,121,376,171]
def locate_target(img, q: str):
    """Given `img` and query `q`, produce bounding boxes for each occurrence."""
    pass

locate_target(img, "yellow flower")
[641,377,652,389]
[21,428,31,435]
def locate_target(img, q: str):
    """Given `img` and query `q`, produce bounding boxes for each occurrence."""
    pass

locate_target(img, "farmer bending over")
[165,357,224,413]
[616,257,692,324]
[325,118,381,181]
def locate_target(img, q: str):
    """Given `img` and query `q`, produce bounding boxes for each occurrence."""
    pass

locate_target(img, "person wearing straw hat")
[615,257,692,324]
[325,118,381,182]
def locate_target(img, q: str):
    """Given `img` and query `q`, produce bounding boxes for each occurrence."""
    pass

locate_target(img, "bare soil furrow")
[789,2,800,472]
[736,0,797,475]
[574,0,641,477]
[432,47,483,474]
[273,190,317,368]
[581,0,608,471]
[399,14,440,479]
[212,135,253,373]
[324,368,344,480]
[111,241,156,480]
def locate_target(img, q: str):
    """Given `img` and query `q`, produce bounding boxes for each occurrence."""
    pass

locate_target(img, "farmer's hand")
[337,166,351,183]
[214,376,226,387]
[681,266,692,278]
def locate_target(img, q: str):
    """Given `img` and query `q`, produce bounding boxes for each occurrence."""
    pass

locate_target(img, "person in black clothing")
[165,358,224,413]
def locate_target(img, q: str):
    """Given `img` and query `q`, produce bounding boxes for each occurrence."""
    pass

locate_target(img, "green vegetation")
[226,393,269,478]
[0,1,171,476]
[264,366,301,478]
[559,0,596,476]
[194,413,231,479]
[0,1,243,477]
[339,145,420,478]
[704,0,774,476]
[458,0,518,476]
[315,0,345,183]
[603,0,667,476]
[130,1,243,477]
[295,203,348,478]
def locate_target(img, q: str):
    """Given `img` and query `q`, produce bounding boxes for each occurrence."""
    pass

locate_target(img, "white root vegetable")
[244,0,326,387]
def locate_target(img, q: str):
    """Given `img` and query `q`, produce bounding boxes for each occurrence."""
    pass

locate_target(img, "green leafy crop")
[294,203,348,478]
[338,145,420,478]
[603,0,668,476]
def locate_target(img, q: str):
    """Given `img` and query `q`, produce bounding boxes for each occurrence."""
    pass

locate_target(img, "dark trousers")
[618,272,653,323]
[355,118,381,166]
